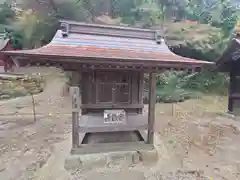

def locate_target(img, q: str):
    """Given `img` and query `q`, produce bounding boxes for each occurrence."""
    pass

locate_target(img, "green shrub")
[0,76,45,100]
[143,70,228,104]
[4,86,28,97]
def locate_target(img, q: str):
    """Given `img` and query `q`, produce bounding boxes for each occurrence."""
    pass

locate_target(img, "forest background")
[1,0,239,102]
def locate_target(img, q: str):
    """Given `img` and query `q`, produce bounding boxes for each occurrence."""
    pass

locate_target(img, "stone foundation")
[64,148,158,172]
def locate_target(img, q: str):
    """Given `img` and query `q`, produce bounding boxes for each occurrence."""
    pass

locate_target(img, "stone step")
[64,149,158,172]
[80,171,145,180]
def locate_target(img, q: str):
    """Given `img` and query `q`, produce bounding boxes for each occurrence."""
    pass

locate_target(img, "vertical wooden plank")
[126,71,132,104]
[70,71,81,148]
[131,72,137,104]
[81,72,86,104]
[147,72,156,144]
[88,72,93,104]
[112,86,116,105]
[138,72,144,104]
[81,72,88,114]
[137,72,144,113]
[72,111,80,148]
[70,86,80,148]
[228,70,234,113]
[70,86,81,112]
[92,71,96,104]
[95,71,100,104]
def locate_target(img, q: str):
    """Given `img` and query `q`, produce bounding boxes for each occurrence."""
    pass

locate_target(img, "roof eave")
[4,51,214,68]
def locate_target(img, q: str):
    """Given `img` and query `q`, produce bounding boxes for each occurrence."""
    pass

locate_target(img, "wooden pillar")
[139,73,144,102]
[147,72,156,144]
[137,72,144,114]
[228,70,234,113]
[70,71,81,149]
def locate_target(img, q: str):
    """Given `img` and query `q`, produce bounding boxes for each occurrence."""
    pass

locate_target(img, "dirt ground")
[0,67,240,180]
[0,67,72,180]
[153,99,240,179]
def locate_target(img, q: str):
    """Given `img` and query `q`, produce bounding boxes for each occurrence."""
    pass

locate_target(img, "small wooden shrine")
[216,27,240,116]
[5,20,213,154]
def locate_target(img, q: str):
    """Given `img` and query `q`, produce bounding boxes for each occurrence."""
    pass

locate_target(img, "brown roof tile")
[9,44,211,65]
[5,22,213,67]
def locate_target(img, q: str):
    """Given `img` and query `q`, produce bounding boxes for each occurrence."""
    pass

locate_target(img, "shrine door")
[96,71,131,104]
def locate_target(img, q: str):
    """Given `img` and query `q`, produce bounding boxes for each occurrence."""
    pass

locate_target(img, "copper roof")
[5,21,213,67]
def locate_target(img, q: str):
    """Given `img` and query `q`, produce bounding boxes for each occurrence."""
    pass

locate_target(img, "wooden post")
[70,71,81,149]
[70,86,80,148]
[31,94,36,122]
[228,71,233,113]
[147,72,156,144]
[138,72,144,114]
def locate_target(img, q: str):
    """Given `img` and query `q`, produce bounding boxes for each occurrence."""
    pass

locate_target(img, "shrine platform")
[79,113,148,133]
[64,147,158,172]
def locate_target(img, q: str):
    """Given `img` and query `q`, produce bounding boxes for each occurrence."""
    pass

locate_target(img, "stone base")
[217,111,236,119]
[64,148,158,172]
[81,171,145,180]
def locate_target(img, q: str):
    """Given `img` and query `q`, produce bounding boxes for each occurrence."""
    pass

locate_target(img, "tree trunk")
[110,0,114,18]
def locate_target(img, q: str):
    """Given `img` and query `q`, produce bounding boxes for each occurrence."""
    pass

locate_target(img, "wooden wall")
[81,70,144,113]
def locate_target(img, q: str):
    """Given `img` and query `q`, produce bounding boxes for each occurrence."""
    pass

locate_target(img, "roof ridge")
[59,19,155,32]
[51,30,173,55]
[59,20,160,40]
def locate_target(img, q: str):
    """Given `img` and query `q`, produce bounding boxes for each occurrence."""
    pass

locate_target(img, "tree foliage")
[0,2,15,24]
[0,0,238,97]
[0,0,236,50]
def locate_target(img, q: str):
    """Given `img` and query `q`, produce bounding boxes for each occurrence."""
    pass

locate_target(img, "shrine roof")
[4,20,213,67]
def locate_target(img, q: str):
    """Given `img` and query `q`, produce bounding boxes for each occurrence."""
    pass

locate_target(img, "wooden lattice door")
[114,75,130,104]
[96,72,114,103]
[96,71,131,104]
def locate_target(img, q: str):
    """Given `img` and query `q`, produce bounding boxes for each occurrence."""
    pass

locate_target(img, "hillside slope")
[164,22,225,61]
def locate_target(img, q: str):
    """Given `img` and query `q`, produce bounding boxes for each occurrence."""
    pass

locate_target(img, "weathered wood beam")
[78,113,148,133]
[228,70,234,112]
[71,141,154,155]
[81,103,144,109]
[147,72,156,144]
[11,56,206,73]
[70,73,81,149]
